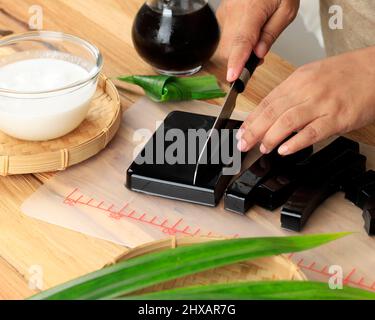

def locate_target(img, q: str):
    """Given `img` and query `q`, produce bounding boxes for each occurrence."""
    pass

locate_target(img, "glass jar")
[132,0,220,76]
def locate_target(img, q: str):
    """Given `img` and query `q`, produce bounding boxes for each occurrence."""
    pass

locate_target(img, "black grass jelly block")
[363,198,375,236]
[357,184,375,210]
[345,170,375,207]
[255,136,361,211]
[281,151,366,232]
[126,111,247,207]
[223,142,313,214]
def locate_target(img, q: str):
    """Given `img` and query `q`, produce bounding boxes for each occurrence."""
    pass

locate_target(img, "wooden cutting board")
[2,0,375,299]
[22,97,375,292]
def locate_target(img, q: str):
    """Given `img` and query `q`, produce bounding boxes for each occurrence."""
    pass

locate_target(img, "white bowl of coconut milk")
[0,31,103,141]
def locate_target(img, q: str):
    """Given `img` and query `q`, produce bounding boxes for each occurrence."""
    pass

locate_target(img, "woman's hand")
[237,47,375,155]
[217,0,300,82]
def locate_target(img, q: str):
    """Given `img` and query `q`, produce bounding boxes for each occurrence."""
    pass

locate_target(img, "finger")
[241,80,294,129]
[242,92,286,128]
[218,2,245,60]
[237,58,300,143]
[227,4,270,82]
[260,103,319,154]
[277,116,334,156]
[254,7,298,58]
[239,94,303,151]
[237,99,271,141]
[244,97,274,126]
[217,18,231,59]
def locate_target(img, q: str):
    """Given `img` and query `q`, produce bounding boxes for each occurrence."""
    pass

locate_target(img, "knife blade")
[193,52,260,185]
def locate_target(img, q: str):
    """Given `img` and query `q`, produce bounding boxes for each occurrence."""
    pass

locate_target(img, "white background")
[210,0,326,66]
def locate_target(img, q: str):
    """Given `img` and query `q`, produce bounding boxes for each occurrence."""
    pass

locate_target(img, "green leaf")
[124,281,375,300]
[117,75,226,102]
[29,233,350,300]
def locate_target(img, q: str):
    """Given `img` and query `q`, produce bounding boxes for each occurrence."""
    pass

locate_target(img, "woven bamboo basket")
[111,237,306,295]
[0,74,121,176]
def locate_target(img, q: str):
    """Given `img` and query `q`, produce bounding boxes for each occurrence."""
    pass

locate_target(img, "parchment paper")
[22,97,375,289]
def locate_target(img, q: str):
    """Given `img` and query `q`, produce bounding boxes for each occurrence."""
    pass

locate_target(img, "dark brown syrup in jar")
[132,3,220,74]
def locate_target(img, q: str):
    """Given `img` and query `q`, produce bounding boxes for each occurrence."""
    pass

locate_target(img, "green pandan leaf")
[124,281,375,300]
[29,233,349,300]
[117,75,226,102]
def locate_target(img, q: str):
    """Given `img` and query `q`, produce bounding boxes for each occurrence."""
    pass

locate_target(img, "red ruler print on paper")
[63,188,375,293]
[287,253,375,293]
[63,188,236,238]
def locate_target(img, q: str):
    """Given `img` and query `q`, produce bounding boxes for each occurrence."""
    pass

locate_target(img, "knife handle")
[234,52,260,93]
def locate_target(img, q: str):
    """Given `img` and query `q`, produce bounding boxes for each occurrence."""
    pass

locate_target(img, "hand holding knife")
[193,52,260,185]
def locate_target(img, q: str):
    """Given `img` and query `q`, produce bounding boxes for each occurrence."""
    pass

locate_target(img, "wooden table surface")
[0,0,374,300]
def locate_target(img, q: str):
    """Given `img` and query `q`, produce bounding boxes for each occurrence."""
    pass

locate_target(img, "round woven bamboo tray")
[0,74,121,176]
[111,237,306,295]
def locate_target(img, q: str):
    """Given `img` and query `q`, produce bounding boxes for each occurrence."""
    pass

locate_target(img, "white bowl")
[0,31,103,141]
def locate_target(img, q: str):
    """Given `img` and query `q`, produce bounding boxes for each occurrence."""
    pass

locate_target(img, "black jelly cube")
[223,153,277,213]
[126,111,246,206]
[357,184,375,209]
[224,142,313,214]
[345,170,375,207]
[255,136,362,211]
[363,208,375,236]
[363,198,375,235]
[281,151,366,232]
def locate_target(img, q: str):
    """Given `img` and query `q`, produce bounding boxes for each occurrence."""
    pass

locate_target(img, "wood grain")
[0,255,35,300]
[0,0,374,299]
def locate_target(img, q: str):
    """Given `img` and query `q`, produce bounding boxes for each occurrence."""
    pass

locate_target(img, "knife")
[193,52,260,185]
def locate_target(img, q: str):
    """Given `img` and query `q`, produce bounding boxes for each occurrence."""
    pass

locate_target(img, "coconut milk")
[0,58,97,141]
